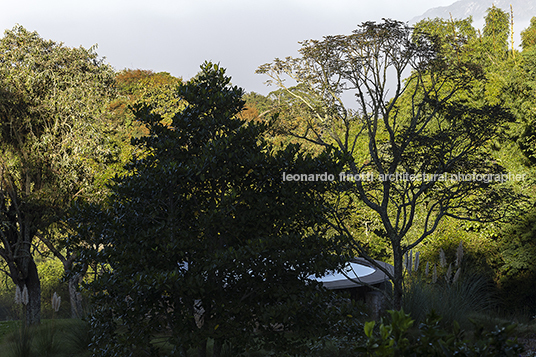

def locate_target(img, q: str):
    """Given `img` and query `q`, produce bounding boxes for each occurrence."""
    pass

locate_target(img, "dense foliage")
[360,309,524,356]
[0,25,116,325]
[74,63,350,356]
[0,6,535,356]
[257,18,518,309]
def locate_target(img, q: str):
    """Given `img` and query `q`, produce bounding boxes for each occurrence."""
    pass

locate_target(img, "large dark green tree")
[0,26,116,324]
[75,62,347,356]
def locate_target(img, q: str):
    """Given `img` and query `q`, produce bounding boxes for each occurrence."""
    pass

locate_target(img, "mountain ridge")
[411,0,536,23]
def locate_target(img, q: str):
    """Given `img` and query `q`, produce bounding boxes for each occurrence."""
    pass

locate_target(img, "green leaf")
[364,320,375,338]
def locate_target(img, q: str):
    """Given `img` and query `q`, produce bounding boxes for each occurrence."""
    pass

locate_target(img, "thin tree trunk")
[68,273,83,318]
[24,258,41,326]
[67,262,87,318]
[42,238,89,319]
[392,245,404,311]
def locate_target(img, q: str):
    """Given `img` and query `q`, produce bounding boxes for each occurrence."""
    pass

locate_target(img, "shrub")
[403,242,496,328]
[359,309,524,356]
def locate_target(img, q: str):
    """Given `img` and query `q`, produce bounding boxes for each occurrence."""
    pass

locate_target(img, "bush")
[403,272,496,328]
[359,309,524,356]
[403,242,496,329]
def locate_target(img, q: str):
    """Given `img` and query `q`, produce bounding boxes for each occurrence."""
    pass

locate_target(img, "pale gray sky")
[1,0,456,94]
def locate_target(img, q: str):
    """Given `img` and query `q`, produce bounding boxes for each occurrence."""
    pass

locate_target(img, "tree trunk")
[68,273,83,318]
[65,261,87,319]
[392,245,404,311]
[24,259,41,326]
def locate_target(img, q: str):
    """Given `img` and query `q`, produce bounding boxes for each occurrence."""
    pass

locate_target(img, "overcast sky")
[1,0,456,94]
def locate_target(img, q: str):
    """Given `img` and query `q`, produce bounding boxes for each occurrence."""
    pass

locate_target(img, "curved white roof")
[313,258,392,289]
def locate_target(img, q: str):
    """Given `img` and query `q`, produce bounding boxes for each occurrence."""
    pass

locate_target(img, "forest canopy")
[0,6,536,356]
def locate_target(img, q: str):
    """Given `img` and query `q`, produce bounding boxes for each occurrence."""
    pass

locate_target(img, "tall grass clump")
[3,319,91,357]
[403,241,496,329]
[33,292,62,357]
[4,291,74,357]
[8,326,32,357]
[64,319,91,354]
[9,284,33,357]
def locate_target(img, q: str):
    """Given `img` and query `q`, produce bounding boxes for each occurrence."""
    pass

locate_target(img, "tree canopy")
[0,25,116,324]
[258,19,517,309]
[75,62,348,356]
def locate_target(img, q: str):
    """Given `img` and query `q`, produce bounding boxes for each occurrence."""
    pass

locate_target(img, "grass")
[0,319,91,357]
[0,321,18,340]
[402,244,500,330]
[403,271,496,329]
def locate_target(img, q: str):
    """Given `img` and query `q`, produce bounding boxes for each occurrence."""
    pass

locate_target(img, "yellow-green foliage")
[0,258,69,320]
[494,211,536,309]
[521,17,536,50]
[37,259,69,319]
[416,217,500,277]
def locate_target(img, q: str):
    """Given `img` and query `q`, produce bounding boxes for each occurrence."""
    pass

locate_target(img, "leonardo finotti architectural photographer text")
[282,172,526,183]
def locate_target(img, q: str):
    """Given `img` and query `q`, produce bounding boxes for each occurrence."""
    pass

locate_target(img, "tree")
[418,14,536,313]
[479,16,536,311]
[521,17,536,50]
[112,69,184,129]
[257,19,515,309]
[0,25,116,324]
[482,5,510,60]
[75,62,347,356]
